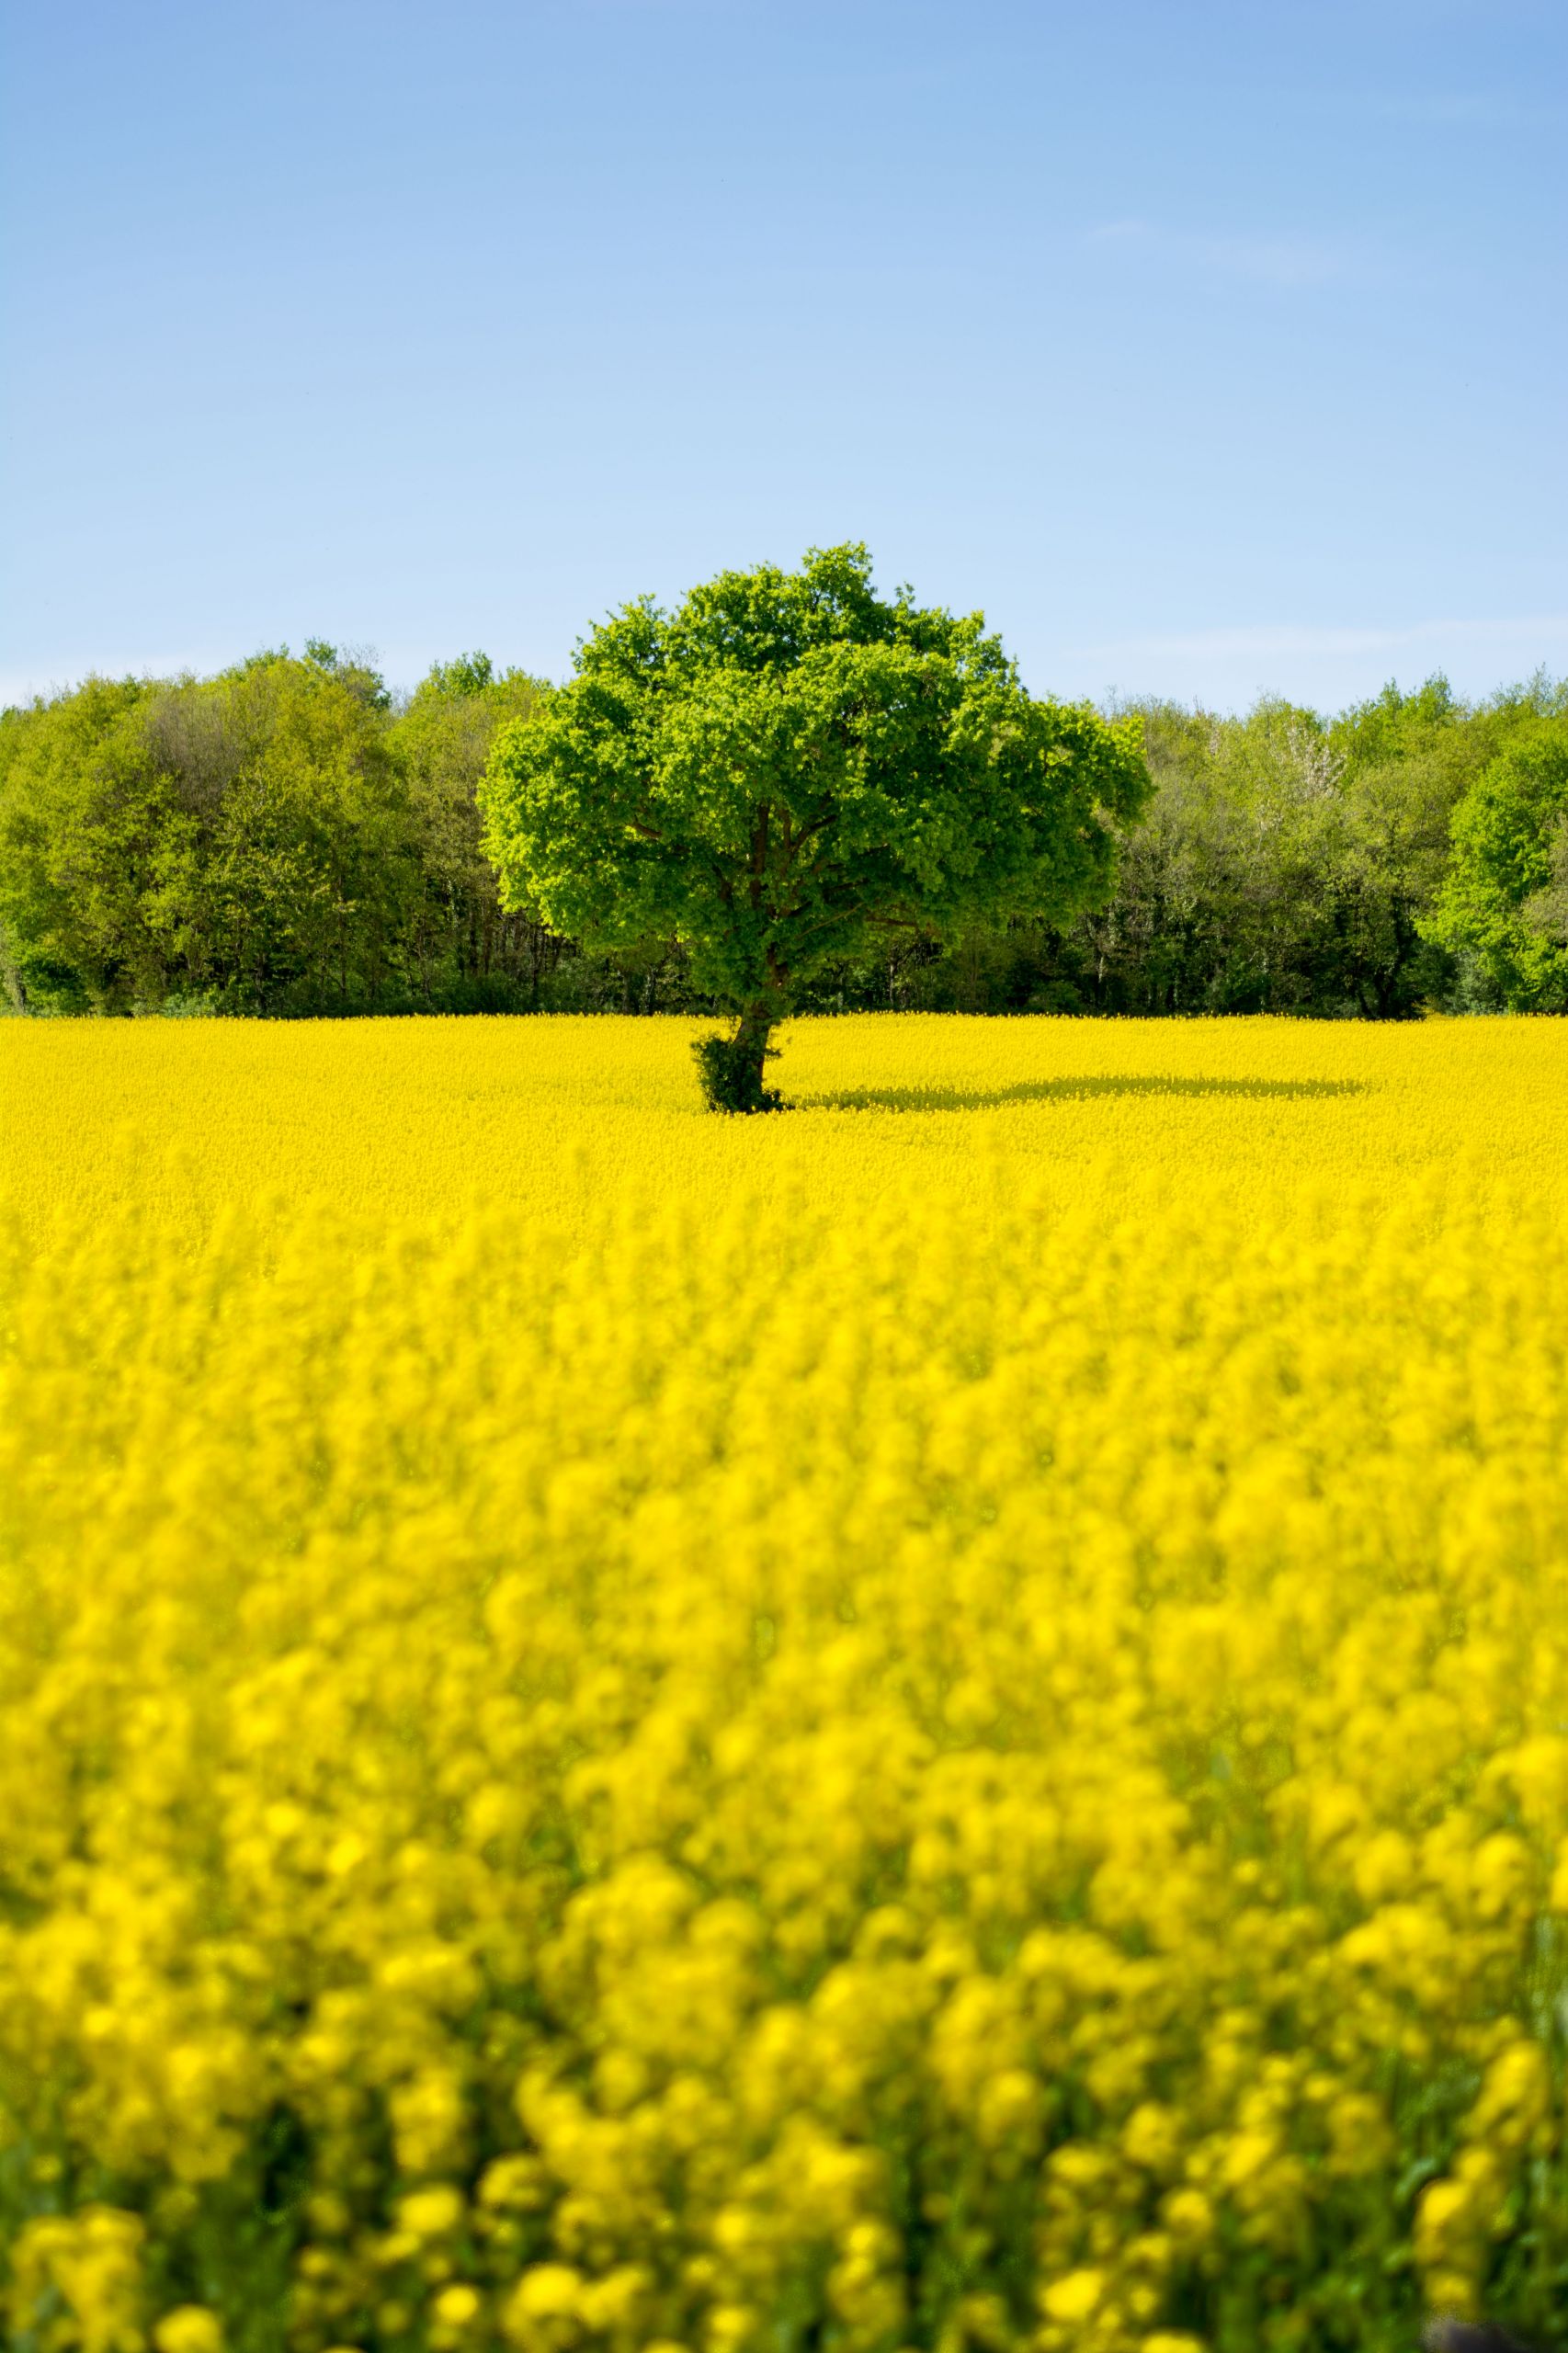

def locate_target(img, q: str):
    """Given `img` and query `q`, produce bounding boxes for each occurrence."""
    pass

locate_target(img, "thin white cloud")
[1066,617,1568,665]
[1088,219,1352,288]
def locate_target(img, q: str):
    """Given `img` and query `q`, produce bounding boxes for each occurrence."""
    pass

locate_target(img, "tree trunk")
[692,992,783,1112]
[731,997,775,1100]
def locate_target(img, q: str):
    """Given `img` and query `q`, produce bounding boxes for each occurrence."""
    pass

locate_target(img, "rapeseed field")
[5,1013,1568,2353]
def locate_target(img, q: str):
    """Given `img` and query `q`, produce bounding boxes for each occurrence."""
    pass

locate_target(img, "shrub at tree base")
[691,1028,784,1114]
[6,1013,1568,2353]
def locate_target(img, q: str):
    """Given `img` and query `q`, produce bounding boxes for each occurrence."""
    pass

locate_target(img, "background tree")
[387,654,556,1007]
[6,642,1562,1029]
[873,676,1557,1022]
[479,545,1150,1107]
[1426,713,1568,1008]
[0,648,559,1015]
[0,651,411,1012]
[184,647,415,1011]
[0,676,166,1012]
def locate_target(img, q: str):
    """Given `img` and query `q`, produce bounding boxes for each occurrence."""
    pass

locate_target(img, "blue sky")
[3,0,1563,711]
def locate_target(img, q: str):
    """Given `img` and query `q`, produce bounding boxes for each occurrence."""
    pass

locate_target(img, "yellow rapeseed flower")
[4,1012,1568,2353]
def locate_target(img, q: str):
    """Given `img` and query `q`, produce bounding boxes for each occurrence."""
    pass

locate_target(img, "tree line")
[3,636,1565,1020]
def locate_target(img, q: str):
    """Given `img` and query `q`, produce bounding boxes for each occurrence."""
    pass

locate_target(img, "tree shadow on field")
[800,1074,1367,1114]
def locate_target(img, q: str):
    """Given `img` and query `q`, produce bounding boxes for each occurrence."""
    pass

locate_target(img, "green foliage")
[2,627,1563,1029]
[1426,714,1568,1009]
[386,654,553,1006]
[0,652,549,1016]
[479,545,1149,1098]
[864,676,1558,1022]
[0,675,175,1014]
[420,650,495,699]
[0,654,410,1013]
[303,637,392,709]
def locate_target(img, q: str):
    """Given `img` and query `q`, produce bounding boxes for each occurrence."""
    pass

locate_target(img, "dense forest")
[2,641,1565,1019]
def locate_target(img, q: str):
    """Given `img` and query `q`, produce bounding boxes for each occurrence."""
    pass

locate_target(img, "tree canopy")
[479,545,1150,1105]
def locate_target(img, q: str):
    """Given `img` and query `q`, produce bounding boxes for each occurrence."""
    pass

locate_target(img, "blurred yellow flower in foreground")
[4,1012,1568,2353]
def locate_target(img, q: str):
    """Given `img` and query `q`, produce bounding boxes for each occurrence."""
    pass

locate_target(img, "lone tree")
[480,546,1150,1108]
